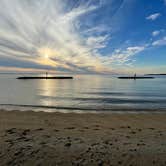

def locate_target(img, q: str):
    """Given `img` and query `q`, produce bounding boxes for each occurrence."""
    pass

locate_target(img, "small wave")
[38,95,166,104]
[0,104,166,113]
[83,92,166,97]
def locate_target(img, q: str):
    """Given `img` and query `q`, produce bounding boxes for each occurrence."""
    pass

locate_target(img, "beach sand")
[0,110,166,166]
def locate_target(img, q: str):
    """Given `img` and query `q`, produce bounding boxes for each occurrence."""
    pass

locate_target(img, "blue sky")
[0,0,166,74]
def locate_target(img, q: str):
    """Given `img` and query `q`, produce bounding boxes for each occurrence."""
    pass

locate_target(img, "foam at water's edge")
[0,104,166,114]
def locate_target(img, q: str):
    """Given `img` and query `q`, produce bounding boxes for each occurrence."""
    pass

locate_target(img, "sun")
[44,53,49,59]
[37,47,58,66]
[38,47,55,59]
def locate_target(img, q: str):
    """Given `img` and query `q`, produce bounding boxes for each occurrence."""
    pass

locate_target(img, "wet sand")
[0,110,166,166]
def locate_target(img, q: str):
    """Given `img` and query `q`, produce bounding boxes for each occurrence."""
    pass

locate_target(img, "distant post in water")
[46,72,48,79]
[134,73,136,79]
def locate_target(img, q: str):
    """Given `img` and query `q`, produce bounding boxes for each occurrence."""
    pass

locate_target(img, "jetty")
[118,76,154,79]
[17,76,73,79]
[145,74,166,76]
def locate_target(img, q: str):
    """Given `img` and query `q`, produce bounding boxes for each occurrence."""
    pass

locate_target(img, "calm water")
[0,74,166,113]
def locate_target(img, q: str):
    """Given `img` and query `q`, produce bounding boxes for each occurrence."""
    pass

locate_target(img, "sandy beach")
[0,110,166,166]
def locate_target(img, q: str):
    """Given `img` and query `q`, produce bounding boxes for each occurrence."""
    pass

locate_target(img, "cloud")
[83,25,110,35]
[86,35,109,49]
[0,0,112,74]
[146,13,161,21]
[152,29,165,37]
[0,0,154,74]
[152,30,160,37]
[152,36,166,46]
[102,46,145,66]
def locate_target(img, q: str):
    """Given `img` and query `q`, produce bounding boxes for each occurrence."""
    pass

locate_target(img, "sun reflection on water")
[38,79,56,106]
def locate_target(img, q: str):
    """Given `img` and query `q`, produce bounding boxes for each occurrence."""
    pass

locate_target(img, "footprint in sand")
[35,128,44,131]
[94,125,100,127]
[16,136,27,141]
[149,128,155,130]
[14,149,24,156]
[64,127,75,130]
[114,139,118,142]
[22,129,30,135]
[122,153,127,157]
[136,128,142,132]
[103,140,110,145]
[118,161,122,165]
[93,128,100,130]
[137,143,146,146]
[6,128,17,134]
[103,140,113,146]
[39,142,46,145]
[130,131,136,134]
[129,149,137,152]
[54,129,59,132]
[43,135,50,138]
[64,142,71,147]
[123,142,131,145]
[120,126,131,129]
[91,143,100,147]
[83,127,89,129]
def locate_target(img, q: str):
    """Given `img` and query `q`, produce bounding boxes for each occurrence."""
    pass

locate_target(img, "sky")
[0,0,166,74]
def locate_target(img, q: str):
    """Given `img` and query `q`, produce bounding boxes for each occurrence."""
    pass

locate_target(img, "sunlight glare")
[44,53,49,59]
[38,47,55,60]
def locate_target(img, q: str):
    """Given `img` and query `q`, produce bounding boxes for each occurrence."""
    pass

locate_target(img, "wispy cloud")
[146,13,161,21]
[152,30,160,37]
[152,36,166,46]
[0,0,110,74]
[83,25,110,35]
[86,35,109,49]
[102,46,145,67]
[0,0,164,74]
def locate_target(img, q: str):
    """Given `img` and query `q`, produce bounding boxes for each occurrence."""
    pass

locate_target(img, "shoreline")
[1,105,166,114]
[1,109,166,165]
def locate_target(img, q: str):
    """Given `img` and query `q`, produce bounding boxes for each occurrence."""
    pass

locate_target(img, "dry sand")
[0,110,166,166]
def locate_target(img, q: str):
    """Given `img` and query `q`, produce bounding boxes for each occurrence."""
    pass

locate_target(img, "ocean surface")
[0,74,166,113]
